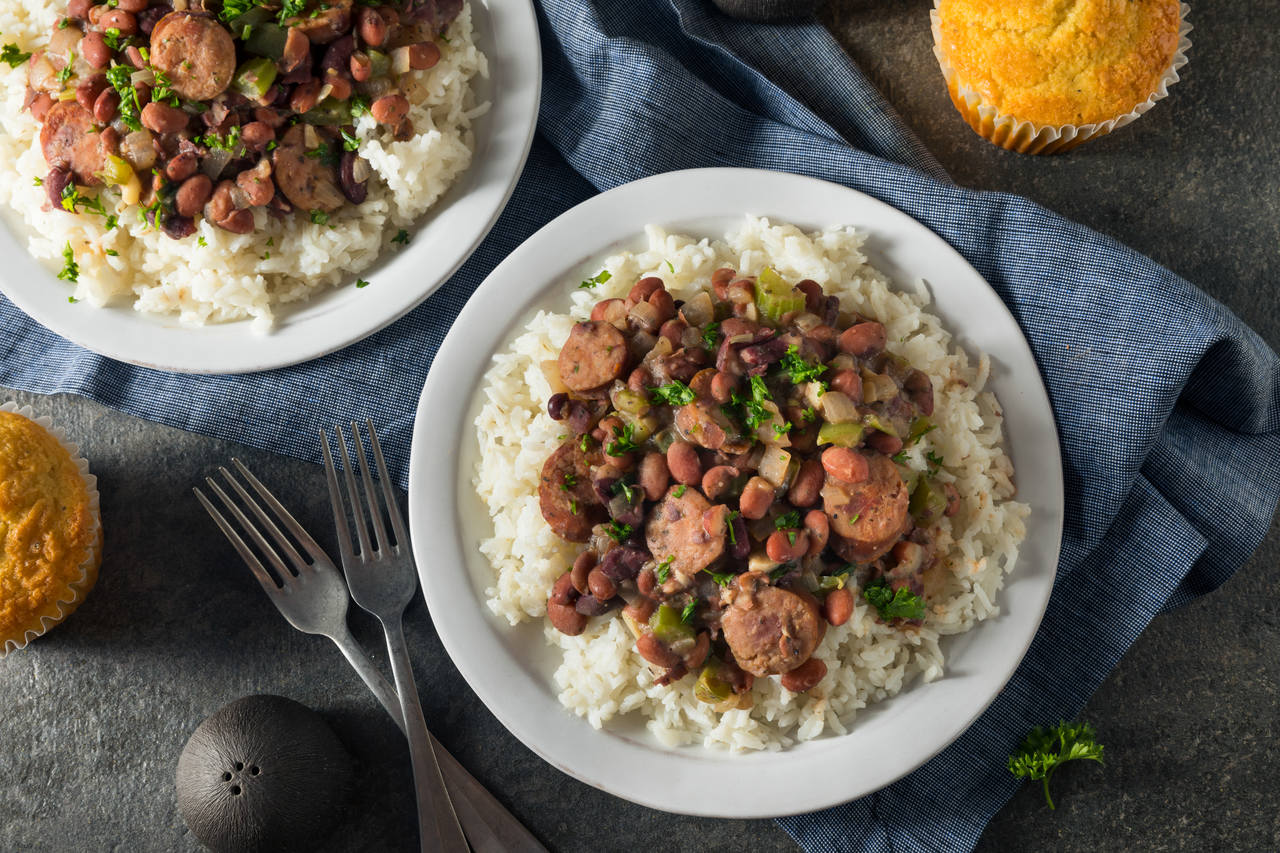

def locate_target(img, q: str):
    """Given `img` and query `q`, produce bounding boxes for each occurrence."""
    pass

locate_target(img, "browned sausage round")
[272,125,346,214]
[557,320,628,392]
[286,0,353,44]
[39,101,114,185]
[838,321,887,357]
[822,453,910,561]
[780,657,827,693]
[722,573,825,676]
[787,458,825,507]
[149,12,237,101]
[538,440,606,543]
[645,485,724,580]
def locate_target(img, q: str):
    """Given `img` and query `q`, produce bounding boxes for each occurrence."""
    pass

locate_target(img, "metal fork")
[322,421,468,853]
[197,461,546,853]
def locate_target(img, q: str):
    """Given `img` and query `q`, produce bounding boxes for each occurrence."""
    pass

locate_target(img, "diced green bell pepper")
[817,420,864,447]
[909,475,948,523]
[694,662,733,705]
[649,604,694,645]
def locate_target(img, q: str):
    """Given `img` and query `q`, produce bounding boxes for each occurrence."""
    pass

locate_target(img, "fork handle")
[383,619,470,853]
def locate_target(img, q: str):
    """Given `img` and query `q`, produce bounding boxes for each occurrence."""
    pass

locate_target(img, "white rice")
[0,0,487,331]
[473,217,1029,751]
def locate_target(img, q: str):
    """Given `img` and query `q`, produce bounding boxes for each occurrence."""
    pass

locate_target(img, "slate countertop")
[2,1,1277,850]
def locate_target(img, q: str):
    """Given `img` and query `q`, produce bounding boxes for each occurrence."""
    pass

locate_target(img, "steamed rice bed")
[0,0,487,331]
[474,217,1029,751]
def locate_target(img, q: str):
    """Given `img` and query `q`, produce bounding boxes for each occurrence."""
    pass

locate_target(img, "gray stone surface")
[1,0,1277,851]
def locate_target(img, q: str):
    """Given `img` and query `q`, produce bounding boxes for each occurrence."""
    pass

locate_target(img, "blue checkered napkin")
[0,1,1277,848]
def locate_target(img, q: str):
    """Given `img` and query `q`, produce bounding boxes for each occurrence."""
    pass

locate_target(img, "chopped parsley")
[149,68,180,107]
[605,521,632,543]
[55,57,75,85]
[1,43,31,68]
[656,556,673,584]
[309,210,330,226]
[862,578,926,621]
[105,65,143,131]
[104,249,118,257]
[60,185,108,218]
[725,374,772,432]
[197,126,242,152]
[32,176,42,187]
[612,479,637,503]
[926,450,944,470]
[562,472,577,487]
[578,269,611,290]
[266,237,274,247]
[197,235,208,247]
[672,484,687,498]
[725,509,740,545]
[1008,722,1104,810]
[773,421,793,438]
[778,344,827,385]
[56,242,78,283]
[218,0,256,22]
[800,407,817,423]
[649,380,695,407]
[350,94,370,119]
[67,295,78,303]
[278,0,307,24]
[680,600,696,623]
[355,278,370,288]
[768,564,793,583]
[579,434,593,453]
[392,229,411,245]
[819,566,854,590]
[340,129,360,152]
[102,28,129,52]
[705,569,737,587]
[568,498,579,515]
[701,321,720,351]
[774,511,801,530]
[665,260,675,273]
[304,141,339,166]
[604,422,639,456]
[892,450,909,464]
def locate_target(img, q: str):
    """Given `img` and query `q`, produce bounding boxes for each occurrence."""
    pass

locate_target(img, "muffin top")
[0,411,97,638]
[936,0,1182,127]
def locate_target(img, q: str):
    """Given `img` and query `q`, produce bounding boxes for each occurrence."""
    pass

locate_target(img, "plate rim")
[0,0,541,375]
[407,166,1065,818]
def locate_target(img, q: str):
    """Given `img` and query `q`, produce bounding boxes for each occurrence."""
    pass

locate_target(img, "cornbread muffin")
[0,409,101,653]
[932,0,1190,154]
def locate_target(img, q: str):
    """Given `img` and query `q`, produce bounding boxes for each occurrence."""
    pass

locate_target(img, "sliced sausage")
[39,101,114,185]
[644,486,724,580]
[149,12,237,101]
[271,124,346,213]
[822,452,910,562]
[538,440,605,543]
[557,321,627,392]
[722,572,825,677]
[286,0,354,44]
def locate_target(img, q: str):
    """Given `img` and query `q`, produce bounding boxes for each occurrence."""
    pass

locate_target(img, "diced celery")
[817,421,864,447]
[368,49,391,78]
[96,154,133,188]
[906,416,935,446]
[694,662,733,705]
[754,266,805,323]
[909,475,947,523]
[232,57,277,99]
[649,604,694,645]
[862,412,898,437]
[301,97,350,125]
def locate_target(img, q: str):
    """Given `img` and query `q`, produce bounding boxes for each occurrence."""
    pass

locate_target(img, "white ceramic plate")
[407,168,1064,817]
[0,0,540,374]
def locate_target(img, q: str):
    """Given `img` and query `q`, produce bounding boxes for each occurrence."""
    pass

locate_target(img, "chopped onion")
[28,54,56,93]
[859,370,898,404]
[200,147,232,180]
[792,312,822,333]
[131,69,154,87]
[539,359,567,394]
[121,130,156,171]
[303,124,319,149]
[629,331,657,361]
[680,326,702,350]
[758,444,792,487]
[390,46,412,75]
[641,335,673,364]
[611,387,650,418]
[819,391,859,424]
[678,291,713,327]
[350,156,371,183]
[627,300,661,333]
[119,173,141,205]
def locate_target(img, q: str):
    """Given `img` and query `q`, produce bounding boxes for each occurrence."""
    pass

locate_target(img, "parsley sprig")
[2,43,32,67]
[862,577,926,621]
[724,374,772,432]
[605,422,639,456]
[649,380,695,407]
[778,344,827,385]
[579,269,611,290]
[56,242,78,283]
[1008,722,1104,810]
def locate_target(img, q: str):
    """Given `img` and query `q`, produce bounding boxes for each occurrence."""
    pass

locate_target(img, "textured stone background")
[2,0,1277,850]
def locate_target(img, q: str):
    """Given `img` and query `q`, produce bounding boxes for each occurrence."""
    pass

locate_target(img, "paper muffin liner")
[930,2,1192,155]
[0,402,102,656]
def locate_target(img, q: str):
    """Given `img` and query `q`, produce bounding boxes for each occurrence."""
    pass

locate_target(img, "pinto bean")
[865,431,903,455]
[241,121,275,153]
[766,529,810,563]
[739,476,774,520]
[590,297,625,324]
[666,441,702,486]
[628,276,663,304]
[636,632,682,669]
[408,41,441,69]
[279,27,311,75]
[290,78,324,114]
[357,6,389,47]
[370,93,410,125]
[598,547,646,583]
[323,71,353,102]
[829,369,862,401]
[140,100,189,133]
[174,174,212,218]
[684,631,711,670]
[548,584,588,636]
[587,567,617,601]
[822,447,869,484]
[905,369,934,416]
[136,6,165,35]
[635,566,657,597]
[823,587,853,626]
[124,44,146,68]
[787,459,825,508]
[638,452,671,502]
[570,550,595,595]
[700,465,736,501]
[803,509,829,556]
[709,371,736,404]
[624,597,656,626]
[236,159,275,207]
[648,288,676,324]
[657,318,685,348]
[838,321,887,357]
[627,366,651,393]
[166,152,198,182]
[80,31,112,69]
[574,594,616,617]
[150,12,237,100]
[780,657,827,693]
[92,87,119,123]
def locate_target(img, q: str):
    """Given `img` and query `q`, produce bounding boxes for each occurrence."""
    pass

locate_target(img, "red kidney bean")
[829,369,862,401]
[905,369,934,416]
[80,31,112,69]
[710,267,735,299]
[866,431,903,455]
[216,208,255,234]
[766,529,809,563]
[99,9,137,35]
[838,321,887,357]
[570,551,595,595]
[666,441,702,486]
[290,79,324,114]
[546,393,570,421]
[236,164,274,207]
[547,573,587,635]
[627,366,651,393]
[684,632,710,669]
[550,572,576,606]
[700,465,736,501]
[408,41,440,69]
[780,657,827,693]
[821,447,869,484]
[323,71,352,102]
[67,0,93,20]
[709,371,736,404]
[787,459,825,507]
[370,93,410,125]
[140,101,188,133]
[44,167,73,210]
[636,633,682,668]
[115,0,147,12]
[795,279,824,314]
[803,509,829,556]
[74,75,107,112]
[349,50,372,82]
[739,476,774,520]
[279,27,311,74]
[136,5,165,34]
[574,594,616,617]
[658,318,685,348]
[599,547,646,583]
[92,87,119,123]
[648,288,676,324]
[587,567,616,601]
[124,44,146,68]
[356,6,388,46]
[628,277,663,303]
[635,567,657,597]
[87,4,106,26]
[241,121,275,153]
[624,597,656,627]
[166,152,199,182]
[638,452,670,501]
[591,298,623,323]
[823,587,853,626]
[174,174,212,218]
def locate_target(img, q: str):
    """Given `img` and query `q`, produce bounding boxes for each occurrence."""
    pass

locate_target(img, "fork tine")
[327,427,373,560]
[232,458,328,564]
[351,420,391,554]
[194,487,281,592]
[201,477,294,585]
[365,420,408,549]
[218,466,312,575]
[320,429,355,566]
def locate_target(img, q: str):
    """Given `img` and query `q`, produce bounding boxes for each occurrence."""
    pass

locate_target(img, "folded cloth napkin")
[2,0,1278,849]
